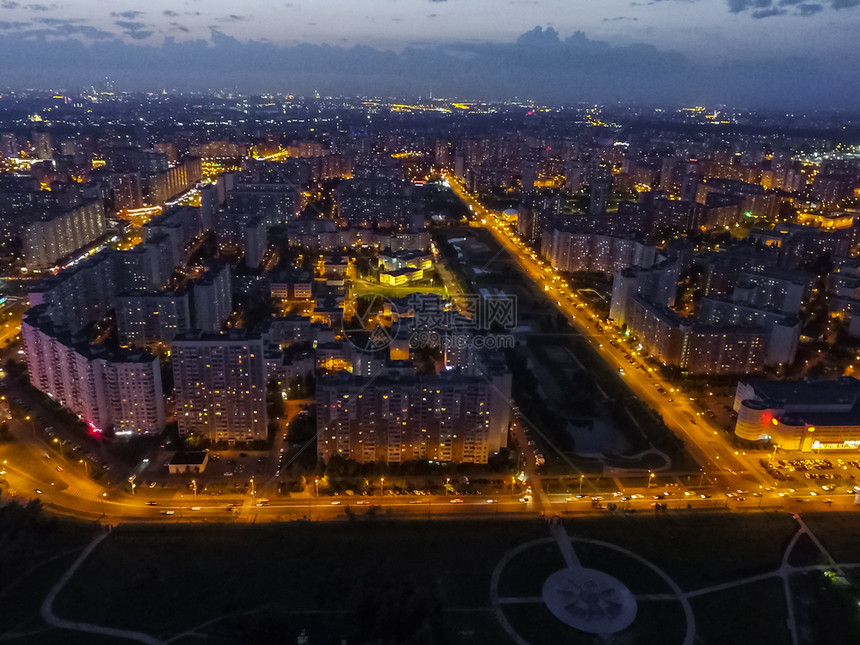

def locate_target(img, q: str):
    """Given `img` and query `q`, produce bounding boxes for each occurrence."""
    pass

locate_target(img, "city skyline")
[0,1,859,108]
[2,84,860,642]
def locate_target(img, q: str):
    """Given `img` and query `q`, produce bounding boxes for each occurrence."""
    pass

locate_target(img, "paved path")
[40,527,166,645]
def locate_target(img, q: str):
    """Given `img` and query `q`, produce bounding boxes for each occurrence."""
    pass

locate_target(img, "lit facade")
[317,372,494,464]
[172,330,268,442]
[22,306,164,434]
[734,377,860,452]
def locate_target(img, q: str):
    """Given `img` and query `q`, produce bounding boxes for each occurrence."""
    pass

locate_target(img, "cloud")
[216,14,249,22]
[25,3,58,11]
[4,16,112,40]
[64,24,114,39]
[752,6,786,16]
[727,0,859,14]
[114,20,148,31]
[33,17,82,25]
[163,10,180,17]
[1,1,20,9]
[0,26,856,111]
[795,3,824,14]
[110,11,145,20]
[113,19,154,40]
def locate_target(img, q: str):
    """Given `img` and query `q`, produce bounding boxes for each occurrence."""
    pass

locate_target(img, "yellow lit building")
[796,211,854,231]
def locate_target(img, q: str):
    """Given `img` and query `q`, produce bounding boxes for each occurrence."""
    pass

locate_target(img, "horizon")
[0,1,858,109]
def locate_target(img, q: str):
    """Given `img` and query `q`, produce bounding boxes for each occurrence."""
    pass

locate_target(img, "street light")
[53,437,63,458]
[648,472,655,489]
[79,459,88,476]
[380,476,384,497]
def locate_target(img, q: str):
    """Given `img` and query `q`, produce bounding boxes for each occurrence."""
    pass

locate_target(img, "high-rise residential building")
[103,354,166,435]
[609,261,680,327]
[542,229,656,276]
[22,199,106,270]
[108,173,145,211]
[199,183,219,230]
[22,306,165,434]
[588,173,611,216]
[116,290,192,351]
[316,371,496,464]
[335,166,419,231]
[625,295,799,374]
[0,132,17,159]
[142,205,205,271]
[191,263,231,332]
[172,330,268,442]
[27,251,117,331]
[243,216,267,269]
[226,161,301,227]
[31,131,52,159]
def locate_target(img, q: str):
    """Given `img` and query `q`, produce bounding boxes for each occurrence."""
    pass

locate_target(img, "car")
[145,501,158,506]
[55,465,63,472]
[161,510,175,515]
[331,501,342,505]
[190,506,201,511]
[224,471,233,477]
[356,501,370,505]
[35,489,43,494]
[450,498,464,503]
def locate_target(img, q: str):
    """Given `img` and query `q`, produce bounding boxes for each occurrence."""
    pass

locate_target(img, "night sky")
[0,0,858,108]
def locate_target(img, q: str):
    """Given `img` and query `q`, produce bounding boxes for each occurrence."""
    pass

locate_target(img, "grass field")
[3,511,860,644]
